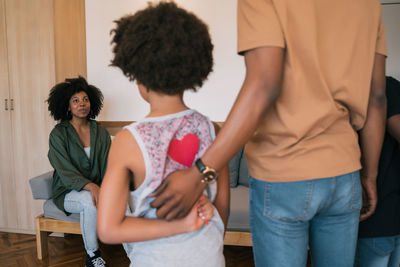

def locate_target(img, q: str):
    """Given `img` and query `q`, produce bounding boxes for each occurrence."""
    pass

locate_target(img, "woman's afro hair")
[110,2,213,95]
[47,76,104,121]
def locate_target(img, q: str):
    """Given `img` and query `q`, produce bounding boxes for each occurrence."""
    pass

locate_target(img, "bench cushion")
[237,153,249,187]
[29,171,54,200]
[229,147,249,188]
[229,151,241,187]
[43,199,80,223]
[226,185,250,231]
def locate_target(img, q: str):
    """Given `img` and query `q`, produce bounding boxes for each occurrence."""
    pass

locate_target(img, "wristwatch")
[195,158,218,184]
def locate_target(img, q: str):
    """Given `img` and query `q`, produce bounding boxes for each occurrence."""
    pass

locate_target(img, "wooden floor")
[0,232,254,266]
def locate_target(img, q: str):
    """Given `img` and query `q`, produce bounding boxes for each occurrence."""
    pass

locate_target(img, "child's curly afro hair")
[110,1,213,95]
[47,76,104,121]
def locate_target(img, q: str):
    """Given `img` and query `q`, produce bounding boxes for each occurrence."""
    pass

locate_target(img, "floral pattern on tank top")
[124,109,216,218]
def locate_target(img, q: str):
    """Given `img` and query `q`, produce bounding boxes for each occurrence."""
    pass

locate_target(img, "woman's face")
[69,91,91,120]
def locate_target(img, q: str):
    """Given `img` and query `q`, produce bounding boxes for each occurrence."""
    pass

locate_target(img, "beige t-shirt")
[238,0,387,182]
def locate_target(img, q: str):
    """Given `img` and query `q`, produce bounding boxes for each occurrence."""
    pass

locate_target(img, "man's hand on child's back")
[150,166,207,221]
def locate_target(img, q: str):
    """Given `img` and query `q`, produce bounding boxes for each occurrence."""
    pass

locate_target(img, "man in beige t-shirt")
[151,1,387,266]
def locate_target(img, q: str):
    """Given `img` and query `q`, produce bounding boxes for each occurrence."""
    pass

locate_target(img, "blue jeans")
[249,171,362,267]
[64,190,98,253]
[355,235,400,267]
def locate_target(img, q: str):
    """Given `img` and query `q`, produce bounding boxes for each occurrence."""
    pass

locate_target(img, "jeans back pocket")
[263,180,314,222]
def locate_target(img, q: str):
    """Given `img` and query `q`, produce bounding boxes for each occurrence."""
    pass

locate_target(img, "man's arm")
[359,53,386,221]
[210,122,230,228]
[151,46,284,220]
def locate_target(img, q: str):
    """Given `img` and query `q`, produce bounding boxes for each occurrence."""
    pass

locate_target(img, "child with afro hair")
[97,2,229,267]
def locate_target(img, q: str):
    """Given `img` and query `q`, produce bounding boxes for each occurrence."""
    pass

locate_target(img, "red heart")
[167,133,200,167]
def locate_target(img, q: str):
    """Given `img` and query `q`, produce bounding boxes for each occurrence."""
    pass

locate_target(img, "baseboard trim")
[0,228,35,235]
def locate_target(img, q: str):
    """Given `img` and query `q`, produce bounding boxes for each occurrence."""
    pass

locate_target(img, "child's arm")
[97,130,205,244]
[211,123,230,228]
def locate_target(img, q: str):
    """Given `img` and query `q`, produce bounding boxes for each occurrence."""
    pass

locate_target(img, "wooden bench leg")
[35,215,49,260]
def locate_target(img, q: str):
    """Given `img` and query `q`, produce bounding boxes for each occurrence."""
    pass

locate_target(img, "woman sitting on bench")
[46,77,111,267]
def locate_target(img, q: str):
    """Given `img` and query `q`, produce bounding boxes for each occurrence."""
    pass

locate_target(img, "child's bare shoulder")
[110,129,144,175]
[110,129,140,161]
[113,129,136,147]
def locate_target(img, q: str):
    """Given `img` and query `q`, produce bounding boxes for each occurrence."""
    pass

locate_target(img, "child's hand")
[181,195,213,232]
[182,202,206,232]
[197,195,214,223]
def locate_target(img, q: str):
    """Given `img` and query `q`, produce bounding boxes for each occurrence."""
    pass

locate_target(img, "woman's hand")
[83,182,100,207]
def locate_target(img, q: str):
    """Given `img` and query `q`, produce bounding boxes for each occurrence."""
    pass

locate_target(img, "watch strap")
[195,158,207,174]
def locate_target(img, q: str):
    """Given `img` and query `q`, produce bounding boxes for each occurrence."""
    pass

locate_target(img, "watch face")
[204,170,217,181]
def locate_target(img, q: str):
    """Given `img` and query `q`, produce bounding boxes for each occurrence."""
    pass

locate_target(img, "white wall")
[382,3,400,80]
[86,1,400,121]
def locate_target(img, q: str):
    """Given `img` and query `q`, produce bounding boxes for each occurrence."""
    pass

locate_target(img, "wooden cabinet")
[0,0,56,233]
[0,0,16,230]
[0,0,86,233]
[54,0,87,82]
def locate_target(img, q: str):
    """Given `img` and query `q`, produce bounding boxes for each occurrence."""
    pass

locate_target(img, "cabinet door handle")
[4,99,7,110]
[10,99,14,111]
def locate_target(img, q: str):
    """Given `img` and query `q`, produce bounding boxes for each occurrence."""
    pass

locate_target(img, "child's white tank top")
[123,109,225,267]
